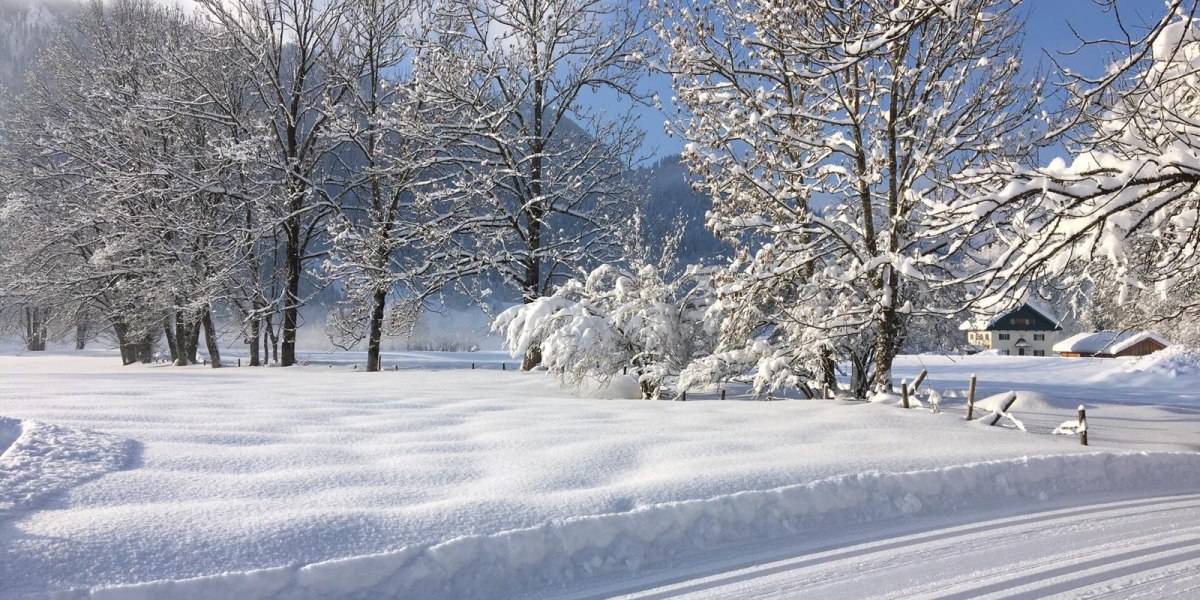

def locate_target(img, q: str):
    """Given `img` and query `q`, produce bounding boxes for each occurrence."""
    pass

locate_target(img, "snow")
[975,390,1055,413]
[1119,344,1200,378]
[1052,330,1171,355]
[1,352,1199,598]
[0,416,135,519]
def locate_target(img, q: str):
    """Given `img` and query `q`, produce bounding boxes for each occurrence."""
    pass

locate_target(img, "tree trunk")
[24,306,47,351]
[136,332,154,364]
[75,322,87,350]
[266,316,278,365]
[818,344,838,393]
[248,311,261,367]
[202,307,221,368]
[872,269,901,392]
[172,312,190,366]
[114,321,136,366]
[366,287,386,372]
[164,319,179,363]
[185,313,201,365]
[281,212,301,367]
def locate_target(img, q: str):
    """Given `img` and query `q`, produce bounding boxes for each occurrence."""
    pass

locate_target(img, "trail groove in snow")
[581,493,1200,600]
[21,452,1200,600]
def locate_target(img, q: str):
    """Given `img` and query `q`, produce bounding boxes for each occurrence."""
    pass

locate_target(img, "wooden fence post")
[988,391,1018,426]
[502,363,506,371]
[966,374,977,421]
[237,358,241,367]
[680,391,687,402]
[822,384,829,400]
[901,382,910,409]
[720,389,726,401]
[471,362,475,370]
[1078,405,1088,446]
[911,369,928,393]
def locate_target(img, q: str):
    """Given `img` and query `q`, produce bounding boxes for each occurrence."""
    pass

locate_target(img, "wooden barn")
[1052,331,1170,358]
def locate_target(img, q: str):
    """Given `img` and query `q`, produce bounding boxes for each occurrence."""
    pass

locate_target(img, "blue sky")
[629,0,1167,161]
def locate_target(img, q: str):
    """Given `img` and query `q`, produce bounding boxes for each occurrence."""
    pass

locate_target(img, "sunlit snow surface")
[0,351,1198,599]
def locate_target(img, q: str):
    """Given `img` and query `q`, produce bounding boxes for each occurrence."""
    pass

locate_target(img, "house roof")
[1052,331,1171,355]
[958,302,1063,332]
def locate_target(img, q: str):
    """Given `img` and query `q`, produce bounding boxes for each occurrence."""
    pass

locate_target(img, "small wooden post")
[966,374,977,421]
[988,392,1018,426]
[1078,405,1088,446]
[911,369,928,393]
[901,382,910,409]
[680,391,687,401]
[502,363,506,371]
[822,384,829,400]
[237,358,241,367]
[720,389,726,401]
[623,365,627,375]
[471,362,475,370]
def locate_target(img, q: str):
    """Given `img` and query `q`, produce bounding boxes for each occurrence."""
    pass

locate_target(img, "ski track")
[598,494,1200,600]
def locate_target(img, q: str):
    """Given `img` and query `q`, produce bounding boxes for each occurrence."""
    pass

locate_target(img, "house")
[1052,331,1170,358]
[959,303,1063,356]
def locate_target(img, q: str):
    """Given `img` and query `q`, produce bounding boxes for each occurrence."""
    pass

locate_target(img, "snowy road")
[549,493,1200,600]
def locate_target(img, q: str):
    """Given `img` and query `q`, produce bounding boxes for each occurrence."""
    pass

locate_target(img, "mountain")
[0,0,79,93]
[637,154,726,267]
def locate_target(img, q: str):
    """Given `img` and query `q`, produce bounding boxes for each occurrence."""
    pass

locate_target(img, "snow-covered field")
[1,351,1199,599]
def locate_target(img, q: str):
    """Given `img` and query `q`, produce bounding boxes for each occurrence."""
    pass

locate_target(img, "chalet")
[1052,331,1170,358]
[959,303,1063,356]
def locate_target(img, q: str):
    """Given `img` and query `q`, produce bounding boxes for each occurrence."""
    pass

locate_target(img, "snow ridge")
[0,416,136,519]
[27,451,1200,600]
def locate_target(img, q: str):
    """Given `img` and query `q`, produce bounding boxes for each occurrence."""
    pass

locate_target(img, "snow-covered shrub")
[493,263,712,399]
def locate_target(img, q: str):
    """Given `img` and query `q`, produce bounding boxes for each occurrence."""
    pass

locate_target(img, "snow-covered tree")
[197,0,359,367]
[930,3,1200,326]
[422,0,652,371]
[494,215,712,398]
[320,0,470,372]
[0,0,249,365]
[658,0,1039,397]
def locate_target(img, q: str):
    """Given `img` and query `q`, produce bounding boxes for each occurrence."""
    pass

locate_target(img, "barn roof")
[1051,331,1171,355]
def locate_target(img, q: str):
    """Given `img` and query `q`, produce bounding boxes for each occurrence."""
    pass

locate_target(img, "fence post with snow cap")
[988,391,1018,426]
[966,374,977,421]
[901,382,910,409]
[1079,406,1088,446]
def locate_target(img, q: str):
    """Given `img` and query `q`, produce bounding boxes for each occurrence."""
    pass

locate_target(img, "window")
[998,333,1010,341]
[1034,350,1045,357]
[1033,333,1045,341]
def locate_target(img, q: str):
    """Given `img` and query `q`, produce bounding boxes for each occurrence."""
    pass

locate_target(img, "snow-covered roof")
[958,302,1062,332]
[1052,331,1171,355]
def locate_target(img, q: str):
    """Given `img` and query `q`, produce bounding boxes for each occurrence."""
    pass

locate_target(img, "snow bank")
[975,390,1056,413]
[0,417,135,519]
[1122,345,1200,378]
[573,374,643,400]
[30,451,1200,600]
